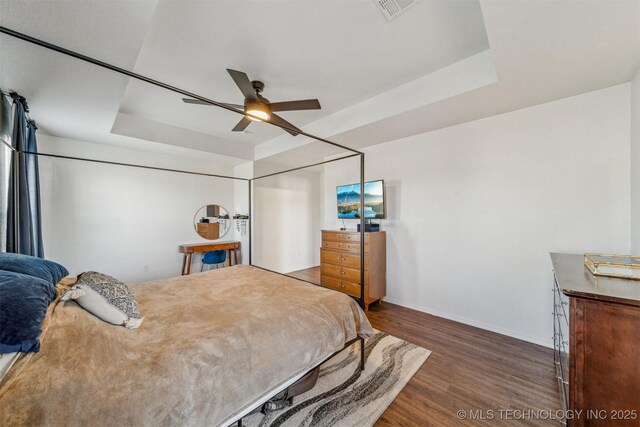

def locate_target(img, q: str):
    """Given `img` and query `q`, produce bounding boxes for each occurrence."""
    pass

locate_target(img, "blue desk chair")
[201,250,227,271]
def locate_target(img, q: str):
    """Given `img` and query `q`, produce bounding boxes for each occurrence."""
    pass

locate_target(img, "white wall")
[323,84,631,347]
[253,167,322,274]
[38,135,237,282]
[631,68,640,254]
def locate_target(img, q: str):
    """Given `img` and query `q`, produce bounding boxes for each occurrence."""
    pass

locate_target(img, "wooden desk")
[179,241,240,275]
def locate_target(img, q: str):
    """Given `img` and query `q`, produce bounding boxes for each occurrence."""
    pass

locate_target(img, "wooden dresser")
[320,230,386,310]
[196,222,219,240]
[551,253,640,426]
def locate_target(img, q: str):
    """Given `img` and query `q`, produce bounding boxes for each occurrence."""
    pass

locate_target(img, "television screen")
[337,180,385,219]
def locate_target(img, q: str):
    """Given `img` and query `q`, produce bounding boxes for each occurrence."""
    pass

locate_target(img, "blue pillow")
[0,253,68,285]
[0,271,56,354]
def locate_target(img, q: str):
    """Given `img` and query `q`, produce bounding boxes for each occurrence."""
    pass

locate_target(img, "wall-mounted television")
[337,180,385,219]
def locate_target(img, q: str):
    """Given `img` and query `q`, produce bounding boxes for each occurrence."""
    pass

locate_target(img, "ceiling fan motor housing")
[251,80,265,94]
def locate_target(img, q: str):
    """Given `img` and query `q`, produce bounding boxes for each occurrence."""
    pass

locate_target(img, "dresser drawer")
[321,263,365,283]
[322,231,370,244]
[321,275,362,297]
[322,240,369,253]
[321,249,368,270]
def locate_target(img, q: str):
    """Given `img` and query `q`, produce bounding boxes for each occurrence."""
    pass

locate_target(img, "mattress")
[0,265,373,426]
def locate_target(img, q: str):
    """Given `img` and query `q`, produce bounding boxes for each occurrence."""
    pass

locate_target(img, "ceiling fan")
[182,69,321,136]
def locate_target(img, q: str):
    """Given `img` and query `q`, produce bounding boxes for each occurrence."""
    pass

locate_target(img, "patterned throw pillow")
[62,272,143,329]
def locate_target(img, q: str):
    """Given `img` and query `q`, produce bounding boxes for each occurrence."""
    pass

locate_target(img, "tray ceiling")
[0,0,638,167]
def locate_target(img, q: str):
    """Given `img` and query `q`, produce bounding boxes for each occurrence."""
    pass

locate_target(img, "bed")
[0,265,373,426]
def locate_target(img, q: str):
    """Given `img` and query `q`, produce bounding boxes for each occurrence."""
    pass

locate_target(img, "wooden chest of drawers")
[551,253,640,426]
[320,230,386,310]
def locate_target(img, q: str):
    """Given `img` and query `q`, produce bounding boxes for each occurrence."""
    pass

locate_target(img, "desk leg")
[227,249,232,267]
[186,253,192,275]
[234,248,239,265]
[181,254,187,275]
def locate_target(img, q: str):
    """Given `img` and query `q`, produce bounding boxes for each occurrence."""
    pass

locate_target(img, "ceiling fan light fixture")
[245,103,271,122]
[185,69,319,135]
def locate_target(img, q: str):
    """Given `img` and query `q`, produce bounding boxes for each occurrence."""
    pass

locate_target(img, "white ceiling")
[116,0,489,150]
[0,0,639,169]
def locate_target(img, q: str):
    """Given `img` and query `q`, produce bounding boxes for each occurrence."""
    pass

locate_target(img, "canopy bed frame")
[0,25,369,426]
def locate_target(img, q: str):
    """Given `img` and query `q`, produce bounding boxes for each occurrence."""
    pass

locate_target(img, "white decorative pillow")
[61,272,143,329]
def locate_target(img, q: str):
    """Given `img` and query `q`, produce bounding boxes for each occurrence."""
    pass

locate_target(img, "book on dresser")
[320,230,386,311]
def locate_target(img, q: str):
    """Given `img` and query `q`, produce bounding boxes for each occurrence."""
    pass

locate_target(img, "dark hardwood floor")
[367,302,561,426]
[287,266,561,425]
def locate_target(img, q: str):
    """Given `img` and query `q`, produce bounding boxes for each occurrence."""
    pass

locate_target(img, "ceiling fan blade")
[182,98,243,110]
[227,69,257,101]
[221,102,244,110]
[182,98,211,105]
[269,113,302,136]
[269,99,321,112]
[232,117,252,132]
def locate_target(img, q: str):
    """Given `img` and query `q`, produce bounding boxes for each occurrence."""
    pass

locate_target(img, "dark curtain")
[6,97,44,257]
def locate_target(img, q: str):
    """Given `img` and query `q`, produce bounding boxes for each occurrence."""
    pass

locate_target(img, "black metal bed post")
[248,179,252,266]
[359,153,365,310]
[359,153,365,371]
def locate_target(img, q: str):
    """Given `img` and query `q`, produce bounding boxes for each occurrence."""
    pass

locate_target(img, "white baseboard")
[382,297,553,349]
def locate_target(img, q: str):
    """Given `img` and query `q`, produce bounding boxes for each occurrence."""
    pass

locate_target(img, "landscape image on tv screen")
[337,180,384,219]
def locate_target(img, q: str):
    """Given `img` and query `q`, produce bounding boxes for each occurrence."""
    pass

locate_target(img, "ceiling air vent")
[374,0,421,21]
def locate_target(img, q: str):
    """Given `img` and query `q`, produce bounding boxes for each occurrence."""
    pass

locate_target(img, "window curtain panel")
[5,97,44,258]
[0,92,11,252]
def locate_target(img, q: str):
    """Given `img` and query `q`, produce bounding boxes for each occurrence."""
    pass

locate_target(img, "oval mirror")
[193,204,231,240]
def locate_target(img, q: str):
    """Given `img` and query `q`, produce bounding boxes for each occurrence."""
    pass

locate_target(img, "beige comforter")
[0,265,373,426]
